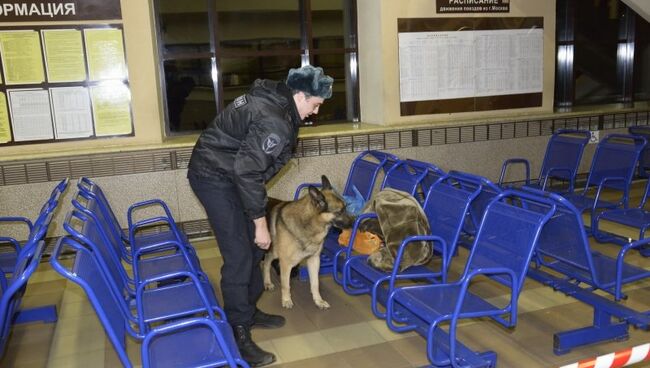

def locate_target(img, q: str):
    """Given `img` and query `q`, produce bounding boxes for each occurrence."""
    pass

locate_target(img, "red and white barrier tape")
[560,343,650,368]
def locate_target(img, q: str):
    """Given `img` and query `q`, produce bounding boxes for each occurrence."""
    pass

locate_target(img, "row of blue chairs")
[341,173,483,299]
[49,178,249,368]
[4,127,650,367]
[594,178,650,254]
[384,188,557,367]
[509,130,650,354]
[499,129,591,192]
[291,151,538,366]
[302,144,650,366]
[523,187,650,353]
[469,135,650,356]
[499,129,650,248]
[312,156,561,367]
[0,178,67,359]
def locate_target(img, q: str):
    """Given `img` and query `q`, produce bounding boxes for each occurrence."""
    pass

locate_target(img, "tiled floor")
[4,189,650,367]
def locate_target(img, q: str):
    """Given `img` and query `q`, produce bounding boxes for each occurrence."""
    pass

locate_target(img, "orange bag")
[338,228,383,255]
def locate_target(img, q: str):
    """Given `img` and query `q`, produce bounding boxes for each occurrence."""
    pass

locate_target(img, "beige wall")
[358,0,556,125]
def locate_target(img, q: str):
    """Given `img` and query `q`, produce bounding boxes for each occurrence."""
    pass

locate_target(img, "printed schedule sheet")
[399,28,543,102]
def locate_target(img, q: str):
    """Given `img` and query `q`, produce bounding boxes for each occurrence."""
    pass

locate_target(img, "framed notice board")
[398,17,544,116]
[0,0,132,146]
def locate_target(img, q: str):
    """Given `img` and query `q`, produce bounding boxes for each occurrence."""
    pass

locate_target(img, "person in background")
[166,76,196,131]
[187,65,333,367]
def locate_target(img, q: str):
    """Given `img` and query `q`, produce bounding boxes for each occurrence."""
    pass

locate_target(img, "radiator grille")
[1,110,649,187]
[446,127,460,144]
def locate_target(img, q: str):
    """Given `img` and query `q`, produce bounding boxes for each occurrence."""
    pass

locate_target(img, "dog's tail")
[268,202,282,239]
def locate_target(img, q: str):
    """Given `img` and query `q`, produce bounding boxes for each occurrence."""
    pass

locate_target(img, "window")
[573,0,621,105]
[153,0,359,134]
[634,13,650,102]
[555,0,648,109]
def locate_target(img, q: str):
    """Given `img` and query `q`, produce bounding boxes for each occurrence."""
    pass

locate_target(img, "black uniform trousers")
[188,171,265,327]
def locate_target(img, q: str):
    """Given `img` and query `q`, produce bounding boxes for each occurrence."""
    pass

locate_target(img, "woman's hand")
[253,216,271,249]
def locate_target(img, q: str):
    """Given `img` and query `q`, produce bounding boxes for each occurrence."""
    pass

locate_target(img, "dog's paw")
[314,299,330,309]
[264,282,275,291]
[282,298,294,309]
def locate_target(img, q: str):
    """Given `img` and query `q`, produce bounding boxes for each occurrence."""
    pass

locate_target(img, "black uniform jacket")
[188,79,301,220]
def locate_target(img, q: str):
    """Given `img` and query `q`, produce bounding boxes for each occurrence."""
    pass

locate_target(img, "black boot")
[233,324,276,367]
[252,309,286,329]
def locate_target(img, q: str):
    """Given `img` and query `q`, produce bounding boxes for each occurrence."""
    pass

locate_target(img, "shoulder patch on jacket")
[233,95,247,108]
[262,133,282,155]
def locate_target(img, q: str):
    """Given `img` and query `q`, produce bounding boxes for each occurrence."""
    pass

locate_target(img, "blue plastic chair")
[0,204,52,278]
[50,236,249,368]
[330,158,444,285]
[0,178,68,276]
[341,173,483,319]
[0,240,53,359]
[499,129,590,192]
[526,188,650,301]
[384,190,556,368]
[402,159,446,204]
[70,190,203,280]
[628,125,650,177]
[380,159,433,196]
[0,186,61,350]
[523,187,650,353]
[593,178,650,255]
[347,151,401,199]
[294,150,400,202]
[562,134,646,232]
[76,177,189,262]
[448,171,503,245]
[293,151,400,280]
[62,209,222,332]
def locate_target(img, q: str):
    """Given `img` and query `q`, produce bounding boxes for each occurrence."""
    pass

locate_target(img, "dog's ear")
[321,175,332,190]
[308,185,327,211]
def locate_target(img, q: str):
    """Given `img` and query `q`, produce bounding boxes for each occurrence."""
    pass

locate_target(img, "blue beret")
[286,65,333,99]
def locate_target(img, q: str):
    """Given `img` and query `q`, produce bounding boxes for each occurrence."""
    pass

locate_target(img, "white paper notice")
[7,89,54,141]
[398,28,543,102]
[50,87,94,139]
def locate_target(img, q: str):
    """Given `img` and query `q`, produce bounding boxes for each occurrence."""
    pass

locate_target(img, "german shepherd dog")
[262,176,353,309]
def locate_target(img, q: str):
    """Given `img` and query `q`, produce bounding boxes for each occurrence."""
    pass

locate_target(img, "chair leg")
[553,309,628,355]
[15,305,57,324]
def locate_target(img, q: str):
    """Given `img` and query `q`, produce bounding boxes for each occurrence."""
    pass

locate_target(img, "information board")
[398,17,544,116]
[0,0,132,146]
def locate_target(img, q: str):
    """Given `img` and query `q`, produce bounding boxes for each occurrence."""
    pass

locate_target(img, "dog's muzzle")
[332,213,355,230]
